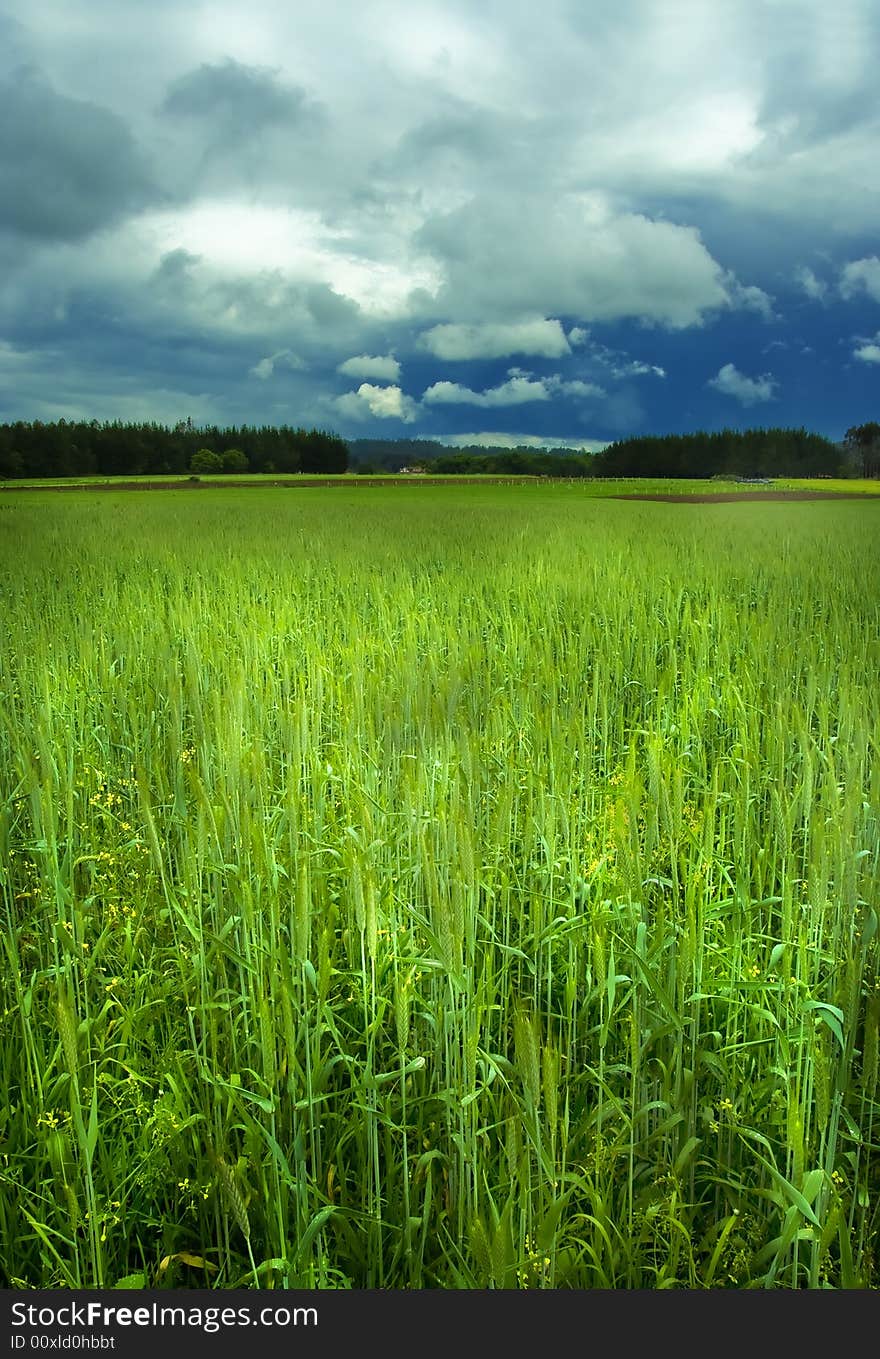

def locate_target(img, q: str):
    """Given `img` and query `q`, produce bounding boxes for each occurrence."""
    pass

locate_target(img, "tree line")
[591,427,849,478]
[348,439,593,473]
[0,419,349,478]
[0,420,873,481]
[843,422,880,477]
[402,449,596,476]
[353,427,859,479]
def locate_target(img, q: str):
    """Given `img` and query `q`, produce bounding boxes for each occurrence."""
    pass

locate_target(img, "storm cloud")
[1,0,878,442]
[0,69,157,241]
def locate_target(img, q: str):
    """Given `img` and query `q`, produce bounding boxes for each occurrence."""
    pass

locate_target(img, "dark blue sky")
[1,1,878,449]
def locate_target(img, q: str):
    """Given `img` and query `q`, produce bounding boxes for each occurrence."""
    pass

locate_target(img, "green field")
[2,474,880,495]
[1,486,878,1289]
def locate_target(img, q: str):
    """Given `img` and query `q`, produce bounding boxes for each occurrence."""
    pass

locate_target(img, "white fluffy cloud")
[422,372,607,407]
[335,382,417,422]
[795,265,827,301]
[853,337,880,364]
[423,376,551,407]
[707,363,777,405]
[840,257,880,303]
[612,361,665,379]
[418,318,571,360]
[337,353,401,380]
[728,280,776,321]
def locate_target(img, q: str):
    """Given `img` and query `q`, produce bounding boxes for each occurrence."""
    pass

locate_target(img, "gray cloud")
[154,58,326,202]
[795,265,828,301]
[217,277,358,341]
[840,257,880,303]
[376,105,507,179]
[338,354,401,380]
[141,245,362,341]
[161,58,317,135]
[419,319,571,360]
[753,4,880,157]
[418,193,735,328]
[0,69,157,241]
[0,12,29,69]
[728,280,776,321]
[153,248,202,283]
[2,0,877,435]
[250,349,307,379]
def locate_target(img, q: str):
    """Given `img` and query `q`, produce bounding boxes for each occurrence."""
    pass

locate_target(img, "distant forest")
[593,427,851,479]
[0,420,872,480]
[348,438,591,473]
[354,427,857,478]
[0,419,348,478]
[350,440,597,477]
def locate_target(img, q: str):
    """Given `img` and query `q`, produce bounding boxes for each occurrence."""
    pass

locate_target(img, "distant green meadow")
[2,473,880,495]
[1,485,878,1289]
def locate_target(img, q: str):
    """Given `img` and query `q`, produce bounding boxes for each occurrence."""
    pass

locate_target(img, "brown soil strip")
[610,491,880,503]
